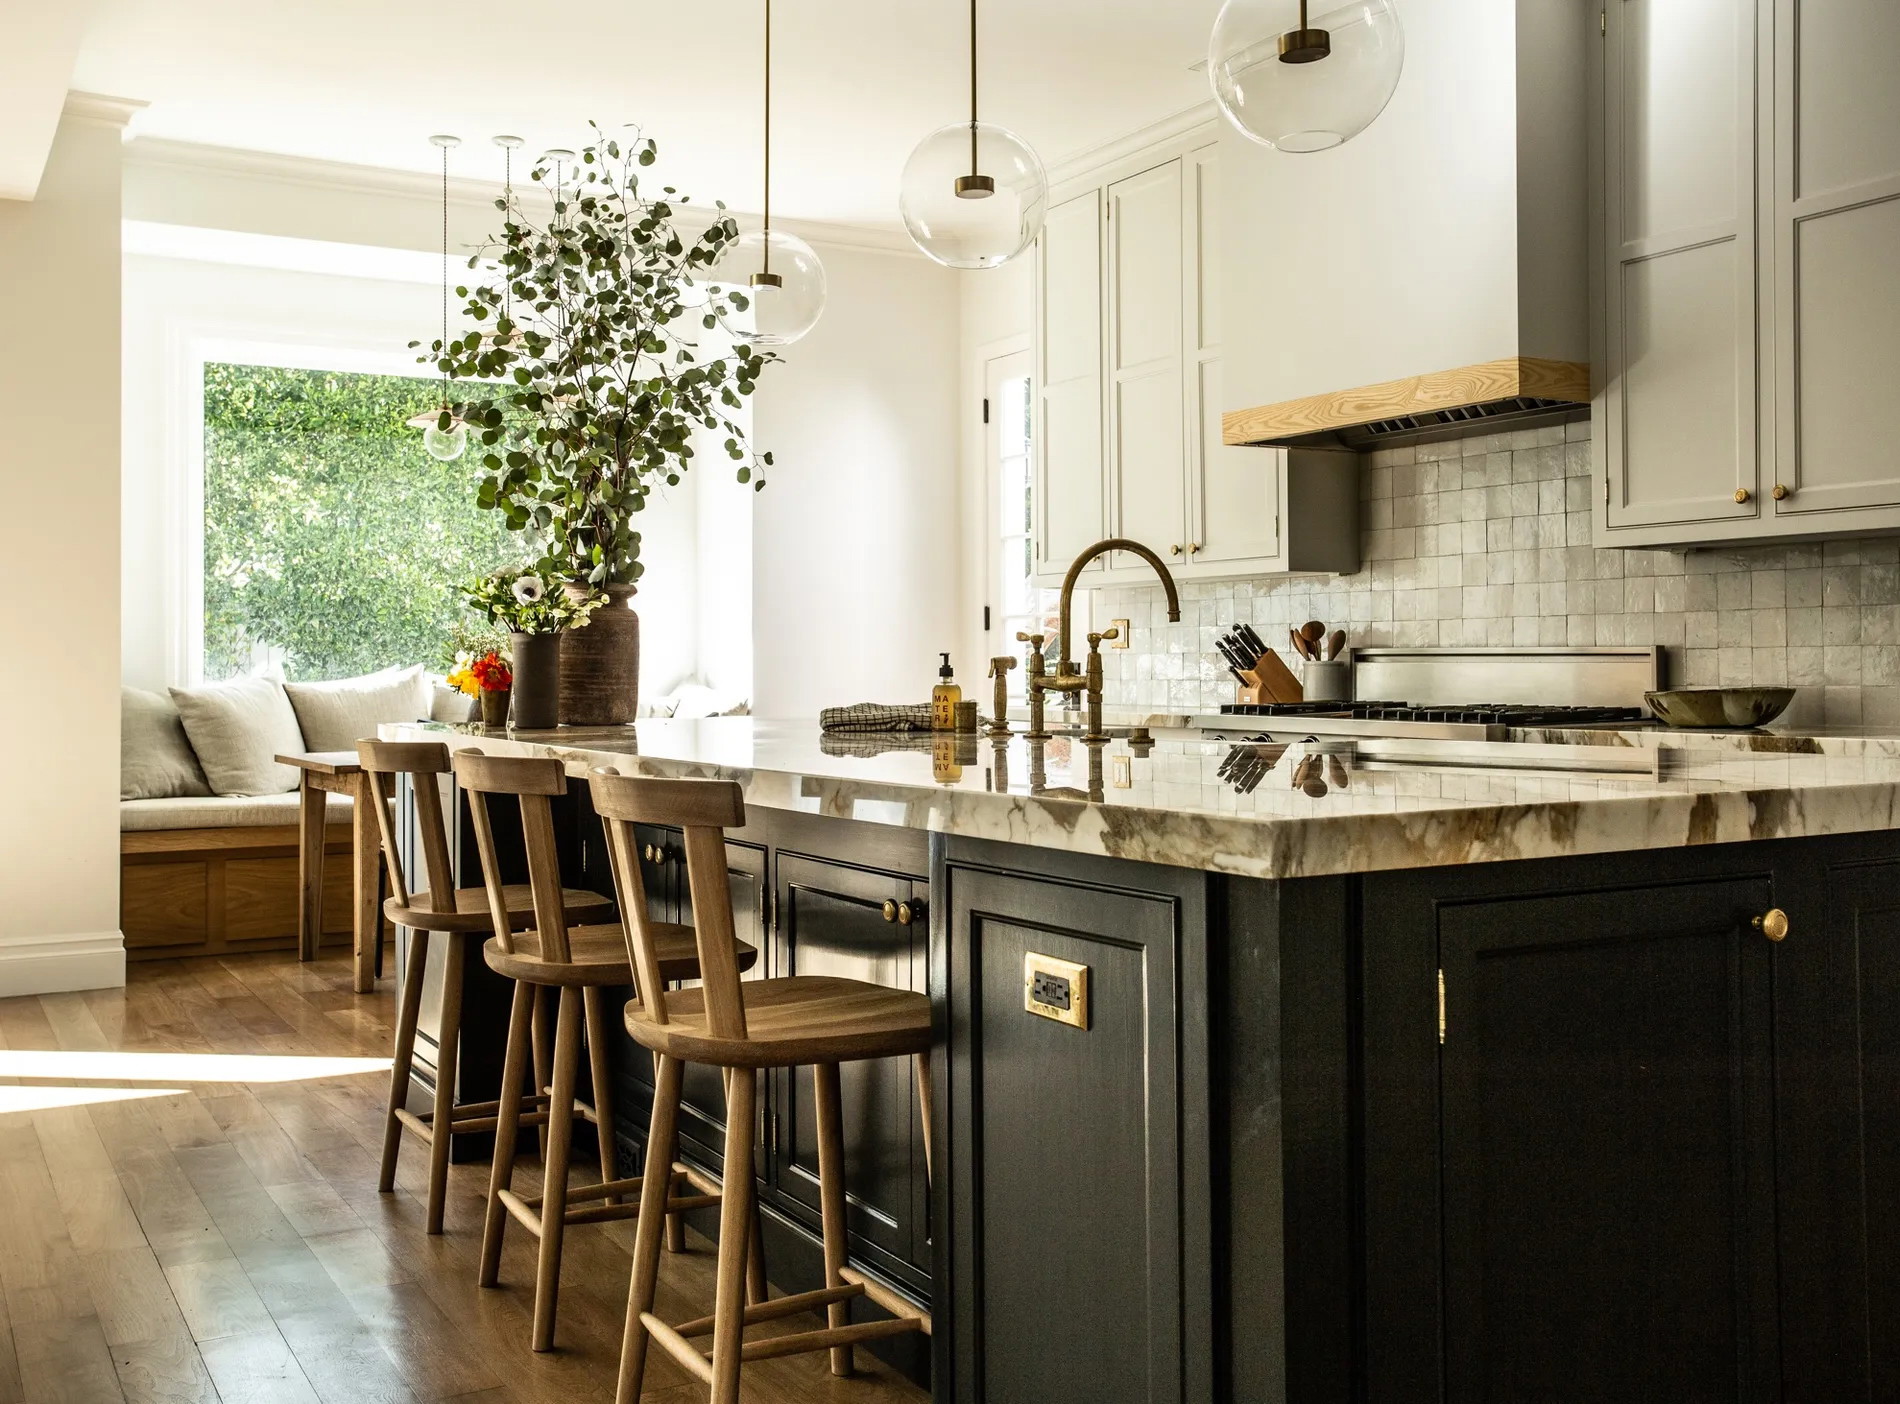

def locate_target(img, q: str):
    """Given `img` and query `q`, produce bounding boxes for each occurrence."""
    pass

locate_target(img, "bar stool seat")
[628,976,930,1068]
[484,921,747,987]
[388,883,612,933]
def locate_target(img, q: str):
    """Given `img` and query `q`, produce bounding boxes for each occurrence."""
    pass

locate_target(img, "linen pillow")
[169,674,308,796]
[120,686,213,801]
[283,664,434,752]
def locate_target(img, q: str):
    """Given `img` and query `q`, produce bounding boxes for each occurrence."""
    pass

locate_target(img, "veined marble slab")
[382,717,1900,882]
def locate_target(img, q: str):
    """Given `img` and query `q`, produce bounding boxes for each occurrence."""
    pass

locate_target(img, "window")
[986,351,1061,700]
[201,363,513,680]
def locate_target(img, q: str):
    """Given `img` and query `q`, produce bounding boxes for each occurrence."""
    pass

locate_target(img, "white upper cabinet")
[1032,133,1357,587]
[1770,0,1900,518]
[1596,0,1900,546]
[1035,189,1106,577]
[1600,0,1762,531]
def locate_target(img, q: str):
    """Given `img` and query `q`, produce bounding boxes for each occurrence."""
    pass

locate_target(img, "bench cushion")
[121,791,353,832]
[285,665,433,752]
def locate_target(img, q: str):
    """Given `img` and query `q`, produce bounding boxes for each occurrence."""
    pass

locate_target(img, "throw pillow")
[120,686,213,801]
[284,664,433,752]
[170,674,308,796]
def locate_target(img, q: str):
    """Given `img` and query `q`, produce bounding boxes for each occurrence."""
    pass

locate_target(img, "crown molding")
[121,137,922,258]
[63,91,148,129]
[1044,99,1221,187]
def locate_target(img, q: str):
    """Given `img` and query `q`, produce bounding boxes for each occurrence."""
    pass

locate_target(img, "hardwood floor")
[0,948,931,1404]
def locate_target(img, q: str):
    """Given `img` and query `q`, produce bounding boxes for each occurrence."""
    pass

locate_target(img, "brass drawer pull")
[1772,484,1790,501]
[897,901,918,926]
[1753,908,1789,942]
[1735,488,1752,504]
[882,899,899,923]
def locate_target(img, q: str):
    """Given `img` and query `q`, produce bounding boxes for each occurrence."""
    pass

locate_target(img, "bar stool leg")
[581,986,621,1204]
[662,1050,686,1255]
[709,1067,758,1404]
[532,985,553,1159]
[479,978,534,1289]
[616,1053,683,1404]
[424,936,466,1235]
[379,929,429,1192]
[532,985,583,1352]
[719,1068,768,1306]
[813,1061,854,1378]
[914,1049,935,1186]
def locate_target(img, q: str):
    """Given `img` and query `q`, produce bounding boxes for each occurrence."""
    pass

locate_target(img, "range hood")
[1219,0,1593,449]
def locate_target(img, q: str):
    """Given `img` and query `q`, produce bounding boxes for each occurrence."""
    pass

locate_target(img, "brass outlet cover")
[1024,952,1090,1030]
[1109,620,1130,649]
[1110,754,1133,789]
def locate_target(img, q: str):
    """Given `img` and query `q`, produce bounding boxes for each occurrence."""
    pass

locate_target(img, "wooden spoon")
[1326,629,1346,661]
[1300,621,1326,654]
[1289,627,1312,661]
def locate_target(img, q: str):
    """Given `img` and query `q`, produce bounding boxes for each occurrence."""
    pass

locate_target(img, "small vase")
[558,581,641,725]
[509,632,562,730]
[480,687,510,727]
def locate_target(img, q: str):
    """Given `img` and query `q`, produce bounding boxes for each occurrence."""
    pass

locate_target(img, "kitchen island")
[384,717,1900,1404]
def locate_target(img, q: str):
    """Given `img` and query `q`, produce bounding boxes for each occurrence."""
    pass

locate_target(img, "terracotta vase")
[479,687,510,727]
[558,582,640,725]
[509,631,563,730]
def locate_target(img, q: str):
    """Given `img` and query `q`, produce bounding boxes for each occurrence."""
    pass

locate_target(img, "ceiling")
[73,0,1223,229]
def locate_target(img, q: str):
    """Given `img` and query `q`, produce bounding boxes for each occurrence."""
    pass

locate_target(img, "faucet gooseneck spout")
[1053,538,1183,675]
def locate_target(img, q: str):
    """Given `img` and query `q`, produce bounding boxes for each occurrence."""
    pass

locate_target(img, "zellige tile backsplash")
[1093,420,1900,730]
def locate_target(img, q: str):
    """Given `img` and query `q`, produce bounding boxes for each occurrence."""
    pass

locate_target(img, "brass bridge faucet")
[1030,538,1183,743]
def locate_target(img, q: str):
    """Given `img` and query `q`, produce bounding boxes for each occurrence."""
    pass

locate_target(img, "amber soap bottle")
[931,652,961,731]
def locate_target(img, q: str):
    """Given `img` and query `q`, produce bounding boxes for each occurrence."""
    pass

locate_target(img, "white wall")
[751,245,964,717]
[120,248,705,700]
[0,107,129,995]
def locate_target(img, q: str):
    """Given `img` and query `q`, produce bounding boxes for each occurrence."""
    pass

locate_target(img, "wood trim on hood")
[1222,357,1592,446]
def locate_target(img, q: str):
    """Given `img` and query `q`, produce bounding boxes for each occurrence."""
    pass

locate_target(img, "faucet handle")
[1086,627,1120,652]
[989,655,1019,677]
[1015,631,1045,648]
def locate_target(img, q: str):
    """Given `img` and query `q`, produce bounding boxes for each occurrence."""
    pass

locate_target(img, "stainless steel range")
[1201,646,1665,742]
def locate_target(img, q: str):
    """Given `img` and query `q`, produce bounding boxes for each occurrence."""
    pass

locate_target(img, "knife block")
[1234,650,1303,705]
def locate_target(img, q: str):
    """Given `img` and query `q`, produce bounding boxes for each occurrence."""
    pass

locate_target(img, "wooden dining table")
[275,749,384,992]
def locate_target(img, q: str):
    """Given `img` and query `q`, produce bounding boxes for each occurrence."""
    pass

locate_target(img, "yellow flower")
[447,665,480,698]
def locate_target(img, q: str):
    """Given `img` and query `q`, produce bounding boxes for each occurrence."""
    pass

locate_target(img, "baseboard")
[0,930,127,998]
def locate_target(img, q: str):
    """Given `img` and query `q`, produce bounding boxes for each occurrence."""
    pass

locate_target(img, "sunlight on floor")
[0,1050,392,1083]
[0,1084,187,1113]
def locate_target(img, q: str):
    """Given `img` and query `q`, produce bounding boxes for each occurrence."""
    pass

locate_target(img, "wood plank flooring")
[0,948,931,1404]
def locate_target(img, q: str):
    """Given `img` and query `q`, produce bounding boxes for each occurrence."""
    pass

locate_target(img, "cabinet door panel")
[1190,361,1281,569]
[1773,1,1900,515]
[1036,191,1106,574]
[770,854,928,1284]
[1437,877,1780,1403]
[1107,160,1185,561]
[1775,854,1900,1402]
[1603,0,1762,531]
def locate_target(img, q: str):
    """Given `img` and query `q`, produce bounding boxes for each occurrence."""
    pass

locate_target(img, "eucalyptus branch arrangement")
[419,126,777,589]
[463,568,605,636]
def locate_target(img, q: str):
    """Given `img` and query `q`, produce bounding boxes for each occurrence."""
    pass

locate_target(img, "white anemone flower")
[511,575,546,605]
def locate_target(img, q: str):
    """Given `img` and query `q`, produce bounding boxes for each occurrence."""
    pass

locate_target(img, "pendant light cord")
[762,0,773,276]
[969,0,979,176]
[502,142,512,326]
[440,141,450,407]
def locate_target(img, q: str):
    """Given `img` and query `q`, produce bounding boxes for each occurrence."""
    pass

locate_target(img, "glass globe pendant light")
[713,0,826,346]
[407,133,469,460]
[899,0,1047,269]
[1208,0,1404,154]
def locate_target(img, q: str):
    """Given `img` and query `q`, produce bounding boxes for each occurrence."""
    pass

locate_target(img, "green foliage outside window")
[203,362,513,681]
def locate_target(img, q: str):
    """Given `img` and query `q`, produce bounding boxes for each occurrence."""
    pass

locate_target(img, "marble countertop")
[382,717,1900,882]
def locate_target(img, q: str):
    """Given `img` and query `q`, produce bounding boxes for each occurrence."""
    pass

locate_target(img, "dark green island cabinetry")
[387,721,1900,1403]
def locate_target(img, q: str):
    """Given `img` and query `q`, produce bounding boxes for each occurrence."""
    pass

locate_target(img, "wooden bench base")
[121,823,365,962]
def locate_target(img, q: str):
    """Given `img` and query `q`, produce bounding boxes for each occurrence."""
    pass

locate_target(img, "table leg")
[352,772,380,993]
[297,778,326,962]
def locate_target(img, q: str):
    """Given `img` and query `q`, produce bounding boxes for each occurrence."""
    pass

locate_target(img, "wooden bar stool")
[455,751,762,1353]
[592,771,934,1404]
[357,740,615,1235]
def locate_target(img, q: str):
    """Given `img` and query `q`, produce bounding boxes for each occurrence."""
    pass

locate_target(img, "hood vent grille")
[1306,395,1587,450]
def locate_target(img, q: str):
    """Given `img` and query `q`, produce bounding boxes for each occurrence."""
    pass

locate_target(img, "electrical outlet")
[1110,754,1133,788]
[1110,619,1130,648]
[1024,953,1090,1029]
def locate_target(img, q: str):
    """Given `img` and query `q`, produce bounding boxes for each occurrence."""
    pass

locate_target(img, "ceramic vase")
[509,631,563,730]
[479,687,510,727]
[558,581,640,725]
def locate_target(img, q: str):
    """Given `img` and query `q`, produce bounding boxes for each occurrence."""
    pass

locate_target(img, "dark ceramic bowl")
[1644,687,1796,729]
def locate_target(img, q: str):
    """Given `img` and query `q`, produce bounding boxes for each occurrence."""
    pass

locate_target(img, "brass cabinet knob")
[1772,484,1790,501]
[1187,542,1202,554]
[1735,488,1752,504]
[1752,908,1790,942]
[643,844,657,863]
[897,901,918,926]
[881,899,898,923]
[1169,544,1183,556]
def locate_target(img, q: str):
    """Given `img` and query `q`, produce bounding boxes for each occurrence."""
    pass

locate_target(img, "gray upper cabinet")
[1033,133,1357,588]
[1596,0,1900,547]
[1770,0,1900,519]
